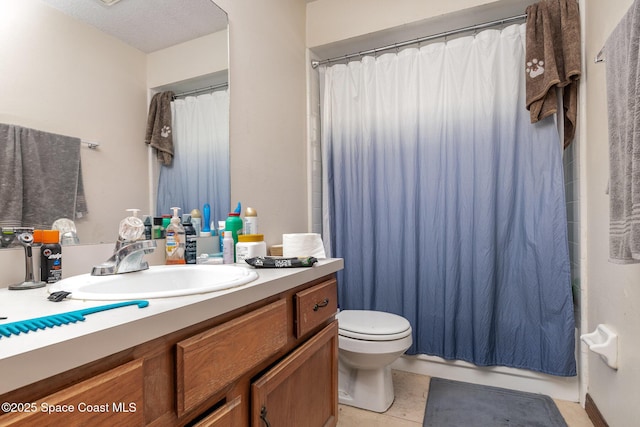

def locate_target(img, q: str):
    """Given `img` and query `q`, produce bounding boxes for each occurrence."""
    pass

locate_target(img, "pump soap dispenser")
[165,207,186,264]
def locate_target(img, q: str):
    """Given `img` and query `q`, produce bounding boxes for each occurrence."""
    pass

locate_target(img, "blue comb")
[0,300,149,339]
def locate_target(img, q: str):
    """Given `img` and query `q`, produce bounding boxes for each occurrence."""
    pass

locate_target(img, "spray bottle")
[165,207,185,264]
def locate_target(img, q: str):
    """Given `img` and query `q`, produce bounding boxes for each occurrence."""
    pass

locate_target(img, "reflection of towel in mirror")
[606,0,640,263]
[0,123,88,230]
[145,91,175,166]
[525,0,581,148]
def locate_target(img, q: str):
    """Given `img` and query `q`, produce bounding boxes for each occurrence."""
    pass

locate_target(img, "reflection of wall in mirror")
[0,0,228,246]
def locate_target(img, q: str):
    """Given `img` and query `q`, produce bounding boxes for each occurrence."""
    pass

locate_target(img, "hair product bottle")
[165,207,186,264]
[40,230,62,283]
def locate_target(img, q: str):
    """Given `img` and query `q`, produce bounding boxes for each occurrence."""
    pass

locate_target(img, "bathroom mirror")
[0,0,229,246]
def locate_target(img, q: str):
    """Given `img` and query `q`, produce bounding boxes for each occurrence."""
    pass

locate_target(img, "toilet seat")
[337,310,412,341]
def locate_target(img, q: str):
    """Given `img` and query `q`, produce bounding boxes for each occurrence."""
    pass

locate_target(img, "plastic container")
[201,203,211,236]
[153,217,164,239]
[165,207,186,264]
[218,221,225,252]
[225,212,243,261]
[222,231,234,264]
[244,207,258,235]
[40,230,62,284]
[143,216,152,240]
[236,234,267,264]
[161,214,171,231]
[183,214,197,264]
[190,208,202,237]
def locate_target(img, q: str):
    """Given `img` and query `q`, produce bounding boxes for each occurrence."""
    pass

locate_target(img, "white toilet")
[336,310,413,413]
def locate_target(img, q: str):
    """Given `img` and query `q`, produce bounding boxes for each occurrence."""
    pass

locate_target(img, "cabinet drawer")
[176,299,288,416]
[191,396,242,427]
[294,278,337,338]
[0,358,144,426]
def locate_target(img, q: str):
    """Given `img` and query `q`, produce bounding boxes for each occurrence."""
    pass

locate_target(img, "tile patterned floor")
[336,370,594,426]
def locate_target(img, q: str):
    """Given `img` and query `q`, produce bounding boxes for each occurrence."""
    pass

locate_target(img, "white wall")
[583,0,640,425]
[215,0,309,249]
[147,29,229,90]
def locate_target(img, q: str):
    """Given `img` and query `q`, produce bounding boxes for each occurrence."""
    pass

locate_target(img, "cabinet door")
[251,321,338,427]
[0,358,144,427]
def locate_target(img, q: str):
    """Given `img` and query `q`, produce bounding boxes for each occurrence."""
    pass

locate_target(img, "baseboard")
[392,354,579,401]
[585,394,608,427]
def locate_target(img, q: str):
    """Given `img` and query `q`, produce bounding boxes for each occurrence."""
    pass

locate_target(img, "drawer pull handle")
[313,298,329,311]
[260,406,271,427]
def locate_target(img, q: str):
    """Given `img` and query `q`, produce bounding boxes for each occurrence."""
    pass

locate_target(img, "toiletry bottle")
[165,207,186,264]
[218,220,226,252]
[143,215,152,240]
[162,214,171,231]
[40,230,62,283]
[183,214,197,264]
[190,208,202,236]
[225,208,243,261]
[201,203,211,236]
[244,207,258,235]
[222,231,234,264]
[153,217,164,239]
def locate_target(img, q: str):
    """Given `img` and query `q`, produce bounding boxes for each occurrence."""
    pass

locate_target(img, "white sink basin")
[48,265,259,300]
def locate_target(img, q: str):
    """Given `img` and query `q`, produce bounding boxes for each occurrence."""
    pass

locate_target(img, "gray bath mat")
[423,377,568,427]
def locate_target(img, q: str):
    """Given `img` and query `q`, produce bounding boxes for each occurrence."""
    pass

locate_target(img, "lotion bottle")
[222,231,234,264]
[165,207,186,264]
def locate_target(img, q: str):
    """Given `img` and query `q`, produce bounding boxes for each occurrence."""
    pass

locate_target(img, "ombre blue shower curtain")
[156,90,230,224]
[320,24,576,376]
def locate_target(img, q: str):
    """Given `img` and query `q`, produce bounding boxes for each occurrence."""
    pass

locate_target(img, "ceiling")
[40,0,228,53]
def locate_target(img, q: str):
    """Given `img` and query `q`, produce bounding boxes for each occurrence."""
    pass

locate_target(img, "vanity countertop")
[0,258,343,394]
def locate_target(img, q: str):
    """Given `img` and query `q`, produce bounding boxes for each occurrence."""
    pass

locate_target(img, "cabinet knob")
[313,298,330,311]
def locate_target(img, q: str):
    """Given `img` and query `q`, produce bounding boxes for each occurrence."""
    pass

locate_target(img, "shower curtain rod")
[173,82,228,99]
[311,13,527,69]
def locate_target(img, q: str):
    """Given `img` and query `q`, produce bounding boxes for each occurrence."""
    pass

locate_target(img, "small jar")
[235,234,267,264]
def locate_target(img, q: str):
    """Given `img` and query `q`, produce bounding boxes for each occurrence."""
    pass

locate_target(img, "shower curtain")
[156,90,230,225]
[320,24,576,376]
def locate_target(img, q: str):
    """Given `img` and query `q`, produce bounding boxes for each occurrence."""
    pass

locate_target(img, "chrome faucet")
[9,228,46,290]
[91,238,157,276]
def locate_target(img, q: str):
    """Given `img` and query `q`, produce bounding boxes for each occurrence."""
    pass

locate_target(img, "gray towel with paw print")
[145,91,175,166]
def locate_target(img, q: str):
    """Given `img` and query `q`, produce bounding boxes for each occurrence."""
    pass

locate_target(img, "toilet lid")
[337,310,412,341]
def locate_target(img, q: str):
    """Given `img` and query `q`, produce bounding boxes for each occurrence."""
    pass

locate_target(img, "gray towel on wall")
[0,123,88,230]
[606,0,640,263]
[144,91,175,166]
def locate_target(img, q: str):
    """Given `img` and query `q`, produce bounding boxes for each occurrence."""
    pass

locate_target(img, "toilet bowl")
[336,310,413,413]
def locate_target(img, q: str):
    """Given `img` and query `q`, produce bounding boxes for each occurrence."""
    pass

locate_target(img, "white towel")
[606,0,640,263]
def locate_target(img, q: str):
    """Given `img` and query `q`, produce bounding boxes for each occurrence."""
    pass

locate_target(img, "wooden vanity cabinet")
[0,274,338,427]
